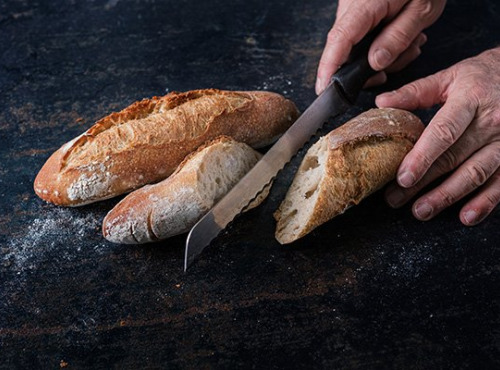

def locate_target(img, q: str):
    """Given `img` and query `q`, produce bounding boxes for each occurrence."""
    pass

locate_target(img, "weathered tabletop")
[1,0,499,368]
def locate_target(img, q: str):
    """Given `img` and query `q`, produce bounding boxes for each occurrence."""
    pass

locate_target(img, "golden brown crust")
[274,108,425,244]
[34,89,299,206]
[303,138,414,239]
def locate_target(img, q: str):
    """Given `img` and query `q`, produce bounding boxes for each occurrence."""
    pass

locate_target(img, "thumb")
[375,70,451,110]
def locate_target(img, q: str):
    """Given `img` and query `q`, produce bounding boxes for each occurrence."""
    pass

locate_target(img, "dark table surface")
[1,0,499,368]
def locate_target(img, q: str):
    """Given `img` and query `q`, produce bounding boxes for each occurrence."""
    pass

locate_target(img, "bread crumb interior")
[276,137,328,242]
[195,141,261,208]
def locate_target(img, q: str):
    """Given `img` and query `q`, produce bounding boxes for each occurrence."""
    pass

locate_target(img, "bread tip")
[102,212,135,244]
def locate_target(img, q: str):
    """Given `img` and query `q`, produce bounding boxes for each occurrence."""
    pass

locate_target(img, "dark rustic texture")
[1,0,499,369]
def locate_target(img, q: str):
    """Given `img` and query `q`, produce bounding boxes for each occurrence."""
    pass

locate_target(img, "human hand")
[316,0,446,94]
[378,47,500,226]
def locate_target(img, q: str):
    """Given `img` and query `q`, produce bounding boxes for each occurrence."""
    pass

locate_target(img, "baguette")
[103,136,265,244]
[34,89,299,206]
[274,108,425,244]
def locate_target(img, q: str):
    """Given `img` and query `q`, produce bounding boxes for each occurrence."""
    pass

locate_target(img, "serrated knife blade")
[184,80,349,271]
[184,26,382,271]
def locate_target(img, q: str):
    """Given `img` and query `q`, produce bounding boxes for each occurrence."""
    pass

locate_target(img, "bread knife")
[184,26,382,271]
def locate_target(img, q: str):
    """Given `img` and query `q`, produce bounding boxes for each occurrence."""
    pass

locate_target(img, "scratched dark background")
[1,0,499,368]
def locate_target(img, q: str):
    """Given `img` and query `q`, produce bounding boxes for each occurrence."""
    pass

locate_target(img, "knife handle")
[331,24,383,104]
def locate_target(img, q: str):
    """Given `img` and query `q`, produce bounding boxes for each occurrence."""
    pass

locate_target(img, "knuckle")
[327,25,353,45]
[462,161,490,188]
[434,150,459,174]
[406,75,437,97]
[412,0,444,23]
[386,27,414,50]
[417,1,435,19]
[412,148,435,173]
[435,187,456,209]
[399,81,420,97]
[430,118,461,148]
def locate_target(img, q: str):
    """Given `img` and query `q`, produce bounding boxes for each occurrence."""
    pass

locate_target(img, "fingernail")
[373,48,392,69]
[386,189,405,208]
[315,77,323,95]
[398,171,415,188]
[463,210,478,225]
[376,90,396,107]
[414,202,433,220]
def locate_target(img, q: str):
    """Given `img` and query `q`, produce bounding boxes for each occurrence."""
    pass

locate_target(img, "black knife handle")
[331,24,383,104]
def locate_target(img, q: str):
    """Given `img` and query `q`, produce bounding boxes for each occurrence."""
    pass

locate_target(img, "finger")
[385,32,427,73]
[386,129,482,208]
[461,169,500,226]
[398,94,478,188]
[316,1,407,94]
[376,69,451,110]
[335,1,350,19]
[368,1,443,70]
[364,33,426,89]
[316,20,369,94]
[364,71,387,88]
[377,71,475,187]
[410,142,500,221]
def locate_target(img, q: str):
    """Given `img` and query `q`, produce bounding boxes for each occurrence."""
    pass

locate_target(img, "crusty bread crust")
[102,136,263,244]
[274,108,425,244]
[34,89,299,206]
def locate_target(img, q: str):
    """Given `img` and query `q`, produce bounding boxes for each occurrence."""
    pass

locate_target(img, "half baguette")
[274,108,425,244]
[34,89,299,206]
[103,136,264,244]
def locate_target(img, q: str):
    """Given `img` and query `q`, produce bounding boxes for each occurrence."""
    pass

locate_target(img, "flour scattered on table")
[388,241,434,279]
[258,74,295,96]
[2,207,107,273]
[365,238,437,282]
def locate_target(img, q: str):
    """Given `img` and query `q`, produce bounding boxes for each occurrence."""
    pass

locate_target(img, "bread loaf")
[103,136,266,244]
[34,89,299,206]
[274,108,425,244]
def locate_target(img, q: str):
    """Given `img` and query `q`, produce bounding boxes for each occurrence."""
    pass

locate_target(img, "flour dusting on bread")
[64,160,116,205]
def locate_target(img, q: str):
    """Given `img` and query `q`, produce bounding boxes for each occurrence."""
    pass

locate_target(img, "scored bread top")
[60,90,287,169]
[326,108,424,150]
[34,89,299,206]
